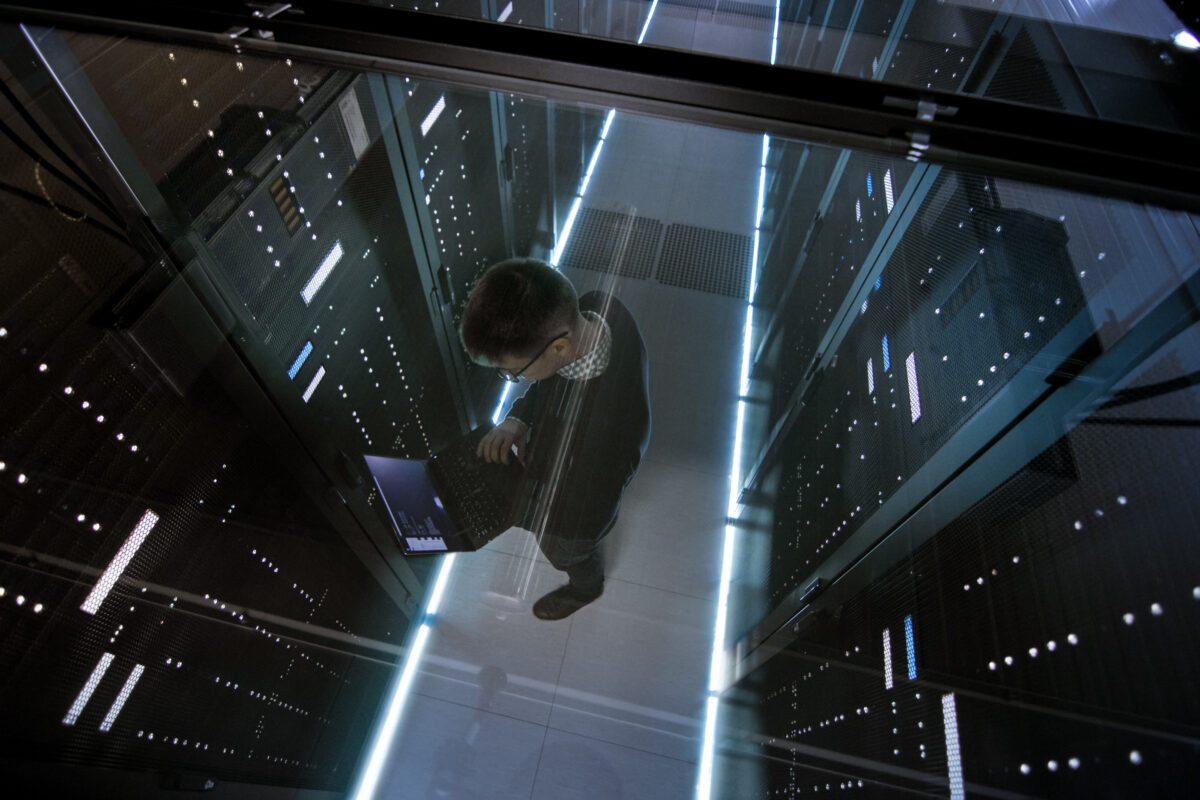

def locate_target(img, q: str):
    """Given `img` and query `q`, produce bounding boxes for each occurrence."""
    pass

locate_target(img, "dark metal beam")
[0,0,1198,211]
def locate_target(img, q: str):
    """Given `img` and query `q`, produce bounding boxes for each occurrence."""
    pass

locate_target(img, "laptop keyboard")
[431,435,515,544]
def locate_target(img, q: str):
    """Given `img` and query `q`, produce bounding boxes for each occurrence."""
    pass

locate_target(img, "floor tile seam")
[410,686,557,730]
[637,454,734,480]
[601,573,719,605]
[542,713,702,766]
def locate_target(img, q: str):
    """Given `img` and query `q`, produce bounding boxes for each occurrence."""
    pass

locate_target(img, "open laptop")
[364,427,524,555]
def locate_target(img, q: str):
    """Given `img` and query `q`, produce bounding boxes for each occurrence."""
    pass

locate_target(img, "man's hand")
[477,418,528,465]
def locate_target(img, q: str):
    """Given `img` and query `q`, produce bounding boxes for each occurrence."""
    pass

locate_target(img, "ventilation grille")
[656,223,753,298]
[560,207,661,279]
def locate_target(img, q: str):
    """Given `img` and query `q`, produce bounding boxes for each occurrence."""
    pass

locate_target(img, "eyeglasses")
[497,331,569,382]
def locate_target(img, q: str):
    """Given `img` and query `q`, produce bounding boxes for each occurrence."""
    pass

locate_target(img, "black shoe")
[532,584,602,621]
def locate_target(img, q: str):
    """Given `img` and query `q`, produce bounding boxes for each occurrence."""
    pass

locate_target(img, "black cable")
[0,181,130,244]
[0,77,126,225]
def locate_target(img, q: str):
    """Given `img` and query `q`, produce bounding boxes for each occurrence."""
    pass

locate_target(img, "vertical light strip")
[302,365,326,403]
[906,352,921,422]
[62,652,115,725]
[856,197,862,222]
[637,0,661,44]
[288,341,314,379]
[99,664,145,732]
[884,169,895,213]
[770,0,781,64]
[867,358,875,395]
[943,693,964,800]
[497,1,513,22]
[301,241,345,305]
[420,95,446,137]
[882,334,891,372]
[698,134,771,800]
[81,510,159,615]
[883,628,894,690]
[551,108,615,266]
[905,614,917,680]
[349,552,456,800]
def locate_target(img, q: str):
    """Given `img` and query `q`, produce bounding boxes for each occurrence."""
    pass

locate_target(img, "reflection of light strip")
[551,109,614,266]
[637,0,660,44]
[883,628,894,690]
[867,358,875,394]
[884,169,895,213]
[288,341,313,379]
[63,652,115,725]
[906,352,921,422]
[943,693,964,800]
[81,510,159,615]
[99,664,145,732]
[905,614,917,679]
[699,134,770,800]
[497,1,513,22]
[770,0,781,64]
[302,365,326,403]
[301,241,344,305]
[882,334,891,372]
[856,198,861,222]
[349,553,455,800]
[420,95,446,137]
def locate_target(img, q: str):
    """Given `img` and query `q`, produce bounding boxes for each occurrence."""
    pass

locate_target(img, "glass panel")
[1,10,1197,799]
[372,0,1200,132]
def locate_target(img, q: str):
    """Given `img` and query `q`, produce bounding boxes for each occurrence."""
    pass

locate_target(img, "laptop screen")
[363,455,459,553]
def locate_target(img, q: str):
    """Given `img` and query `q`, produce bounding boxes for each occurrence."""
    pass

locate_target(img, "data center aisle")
[374,115,762,798]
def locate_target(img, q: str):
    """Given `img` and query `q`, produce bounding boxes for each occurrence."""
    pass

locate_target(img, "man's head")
[459,258,581,381]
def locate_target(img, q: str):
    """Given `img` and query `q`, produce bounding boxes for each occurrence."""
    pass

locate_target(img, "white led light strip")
[63,652,115,725]
[303,365,326,403]
[883,628,894,690]
[301,241,345,305]
[943,693,964,799]
[81,510,159,615]
[420,95,446,137]
[906,352,921,423]
[99,664,145,732]
[497,2,513,23]
[697,132,772,800]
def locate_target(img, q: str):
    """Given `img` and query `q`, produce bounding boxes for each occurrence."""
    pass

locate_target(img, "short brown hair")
[459,258,579,363]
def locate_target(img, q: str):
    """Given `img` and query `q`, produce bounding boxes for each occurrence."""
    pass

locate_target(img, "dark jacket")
[510,291,651,540]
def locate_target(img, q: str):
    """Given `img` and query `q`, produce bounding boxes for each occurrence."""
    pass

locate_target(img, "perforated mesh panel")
[560,207,661,279]
[656,223,753,298]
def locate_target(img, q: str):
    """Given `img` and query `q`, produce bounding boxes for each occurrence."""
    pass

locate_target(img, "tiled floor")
[377,113,761,799]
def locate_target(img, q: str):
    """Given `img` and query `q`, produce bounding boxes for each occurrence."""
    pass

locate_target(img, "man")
[458,257,651,620]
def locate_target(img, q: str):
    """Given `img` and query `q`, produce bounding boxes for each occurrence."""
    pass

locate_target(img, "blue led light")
[875,276,882,291]
[867,173,873,197]
[882,335,891,372]
[288,341,313,379]
[905,614,917,680]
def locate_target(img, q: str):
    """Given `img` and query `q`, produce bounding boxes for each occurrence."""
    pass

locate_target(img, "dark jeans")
[536,510,618,596]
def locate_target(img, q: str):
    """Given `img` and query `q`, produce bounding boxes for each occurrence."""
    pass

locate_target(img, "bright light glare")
[424,553,457,617]
[349,624,431,799]
[551,109,614,267]
[497,1,513,22]
[637,0,660,44]
[1174,29,1199,50]
[696,694,720,800]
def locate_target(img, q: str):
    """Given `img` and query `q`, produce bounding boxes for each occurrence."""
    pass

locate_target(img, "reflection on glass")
[0,10,1196,800]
